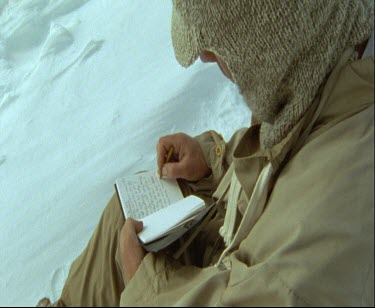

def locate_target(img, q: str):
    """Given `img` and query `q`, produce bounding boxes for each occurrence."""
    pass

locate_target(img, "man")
[39,0,374,306]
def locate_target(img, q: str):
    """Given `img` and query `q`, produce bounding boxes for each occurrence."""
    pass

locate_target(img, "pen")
[159,146,174,178]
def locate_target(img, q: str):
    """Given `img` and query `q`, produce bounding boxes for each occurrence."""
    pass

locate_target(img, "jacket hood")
[171,0,374,148]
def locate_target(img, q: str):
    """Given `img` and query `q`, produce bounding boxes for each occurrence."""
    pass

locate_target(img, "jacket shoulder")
[244,105,374,306]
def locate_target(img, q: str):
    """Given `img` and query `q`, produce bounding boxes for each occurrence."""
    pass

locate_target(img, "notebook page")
[115,171,184,220]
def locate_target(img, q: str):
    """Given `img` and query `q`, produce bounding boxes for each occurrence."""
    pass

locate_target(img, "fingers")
[157,133,186,175]
[157,140,170,176]
[163,160,190,179]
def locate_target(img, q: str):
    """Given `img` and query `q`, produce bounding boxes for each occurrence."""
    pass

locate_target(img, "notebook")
[114,170,210,252]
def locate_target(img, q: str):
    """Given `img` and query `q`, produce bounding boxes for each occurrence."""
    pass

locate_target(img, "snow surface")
[0,1,251,306]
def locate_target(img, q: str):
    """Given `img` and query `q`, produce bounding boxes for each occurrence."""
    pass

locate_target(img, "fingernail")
[162,166,167,177]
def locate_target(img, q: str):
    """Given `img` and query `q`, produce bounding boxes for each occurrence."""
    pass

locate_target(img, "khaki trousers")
[56,194,125,306]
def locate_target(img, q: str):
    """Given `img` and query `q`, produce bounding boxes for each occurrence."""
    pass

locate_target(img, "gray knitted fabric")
[171,0,374,148]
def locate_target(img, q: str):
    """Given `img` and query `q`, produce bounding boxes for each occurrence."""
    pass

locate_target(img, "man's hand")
[157,133,211,181]
[119,218,146,285]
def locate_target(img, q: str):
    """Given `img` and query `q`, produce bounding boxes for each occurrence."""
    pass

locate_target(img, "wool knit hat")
[171,0,374,149]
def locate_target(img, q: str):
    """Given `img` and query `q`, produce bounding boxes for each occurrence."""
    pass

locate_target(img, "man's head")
[171,0,374,148]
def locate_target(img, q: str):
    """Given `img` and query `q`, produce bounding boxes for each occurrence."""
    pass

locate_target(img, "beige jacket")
[120,51,374,306]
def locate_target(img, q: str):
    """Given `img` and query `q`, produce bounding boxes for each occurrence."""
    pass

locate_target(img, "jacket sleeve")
[118,250,305,306]
[189,128,248,193]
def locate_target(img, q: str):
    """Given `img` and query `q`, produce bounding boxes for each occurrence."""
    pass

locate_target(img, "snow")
[0,1,251,306]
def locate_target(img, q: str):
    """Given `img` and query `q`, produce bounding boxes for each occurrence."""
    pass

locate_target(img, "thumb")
[133,220,143,233]
[128,218,144,233]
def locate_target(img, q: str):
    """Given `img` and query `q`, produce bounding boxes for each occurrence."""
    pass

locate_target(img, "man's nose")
[200,50,217,63]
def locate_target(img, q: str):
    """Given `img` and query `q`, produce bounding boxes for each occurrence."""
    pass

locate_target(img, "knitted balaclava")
[171,0,374,149]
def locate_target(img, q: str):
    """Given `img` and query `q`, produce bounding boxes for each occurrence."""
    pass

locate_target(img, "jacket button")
[215,145,222,157]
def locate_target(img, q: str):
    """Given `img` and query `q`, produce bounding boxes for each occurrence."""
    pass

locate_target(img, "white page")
[115,170,184,220]
[138,195,205,244]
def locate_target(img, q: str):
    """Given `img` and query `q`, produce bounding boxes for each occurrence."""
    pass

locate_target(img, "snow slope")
[0,1,251,306]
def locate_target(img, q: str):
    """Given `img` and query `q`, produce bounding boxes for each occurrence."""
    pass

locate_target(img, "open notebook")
[115,170,212,252]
